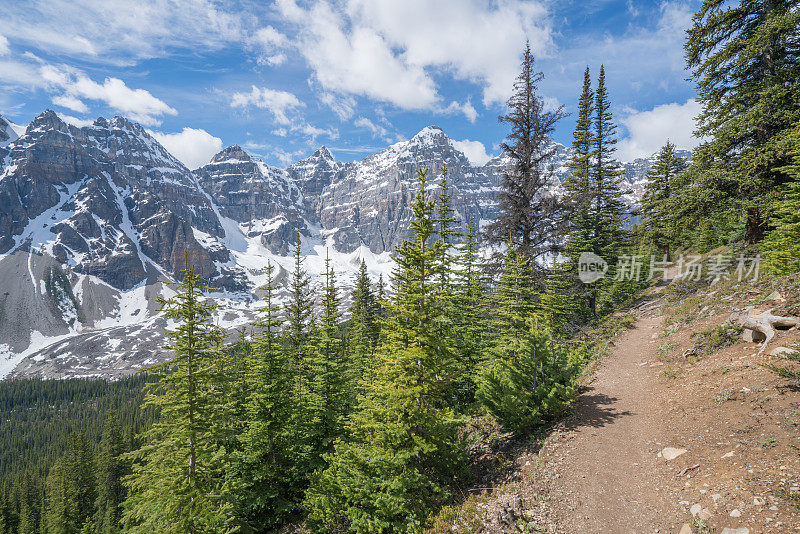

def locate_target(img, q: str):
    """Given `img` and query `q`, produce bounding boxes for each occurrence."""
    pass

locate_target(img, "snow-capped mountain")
[0,111,684,380]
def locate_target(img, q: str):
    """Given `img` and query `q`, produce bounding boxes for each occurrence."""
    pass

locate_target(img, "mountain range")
[0,111,689,379]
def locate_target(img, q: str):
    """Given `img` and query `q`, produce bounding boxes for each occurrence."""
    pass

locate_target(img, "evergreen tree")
[450,217,488,405]
[348,260,378,387]
[592,65,628,269]
[563,66,628,317]
[286,232,313,355]
[486,42,567,261]
[561,66,596,319]
[17,473,40,534]
[686,0,800,243]
[639,141,686,259]
[94,413,125,534]
[538,257,576,339]
[434,167,460,292]
[122,267,232,534]
[305,252,348,472]
[306,170,464,532]
[478,320,574,434]
[764,126,800,273]
[231,261,299,529]
[493,246,538,339]
[43,434,95,534]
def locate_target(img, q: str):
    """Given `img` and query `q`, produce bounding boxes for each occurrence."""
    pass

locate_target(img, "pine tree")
[486,42,567,261]
[305,251,348,472]
[122,267,232,534]
[478,319,574,434]
[561,66,596,319]
[230,261,299,529]
[17,472,41,534]
[348,260,378,387]
[563,66,628,317]
[286,233,313,355]
[592,65,628,267]
[95,413,125,534]
[493,246,538,339]
[538,257,576,339]
[639,141,686,259]
[43,433,95,534]
[450,216,488,405]
[686,0,800,244]
[306,170,464,532]
[764,126,800,273]
[434,167,460,292]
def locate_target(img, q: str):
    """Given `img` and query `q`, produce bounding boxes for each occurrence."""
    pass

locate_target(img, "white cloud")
[346,0,553,106]
[40,65,177,126]
[354,117,391,140]
[0,35,9,55]
[149,127,223,170]
[617,99,703,161]
[277,0,437,110]
[320,93,356,121]
[453,139,493,166]
[0,0,244,64]
[57,113,94,128]
[230,85,303,126]
[52,94,88,113]
[249,26,289,66]
[440,101,478,123]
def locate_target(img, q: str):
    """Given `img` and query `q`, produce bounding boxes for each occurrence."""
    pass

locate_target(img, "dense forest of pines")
[1,1,798,532]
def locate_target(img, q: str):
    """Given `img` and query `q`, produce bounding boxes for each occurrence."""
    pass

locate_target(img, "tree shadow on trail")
[561,385,633,431]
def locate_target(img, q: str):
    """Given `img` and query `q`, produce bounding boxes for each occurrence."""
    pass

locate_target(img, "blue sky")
[0,0,702,169]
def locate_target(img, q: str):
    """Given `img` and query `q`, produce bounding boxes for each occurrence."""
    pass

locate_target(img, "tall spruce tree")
[640,141,686,259]
[122,267,231,534]
[486,42,567,261]
[95,413,125,534]
[286,233,313,354]
[231,261,299,529]
[686,0,800,244]
[563,66,628,316]
[43,433,95,534]
[305,252,348,472]
[305,170,464,533]
[561,66,596,319]
[592,65,628,266]
[764,126,800,273]
[348,260,378,388]
[434,167,460,292]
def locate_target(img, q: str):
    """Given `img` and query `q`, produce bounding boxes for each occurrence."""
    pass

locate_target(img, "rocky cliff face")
[0,111,683,380]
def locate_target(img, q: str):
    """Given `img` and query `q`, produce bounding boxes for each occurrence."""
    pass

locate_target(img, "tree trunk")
[745,206,765,244]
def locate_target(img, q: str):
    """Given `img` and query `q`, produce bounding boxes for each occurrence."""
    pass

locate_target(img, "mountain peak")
[313,145,334,161]
[210,145,251,164]
[407,125,450,149]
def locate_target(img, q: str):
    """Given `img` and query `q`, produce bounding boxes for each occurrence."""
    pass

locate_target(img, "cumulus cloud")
[149,127,223,170]
[617,99,703,161]
[346,0,553,106]
[40,65,177,126]
[453,139,493,166]
[230,85,303,125]
[275,0,551,110]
